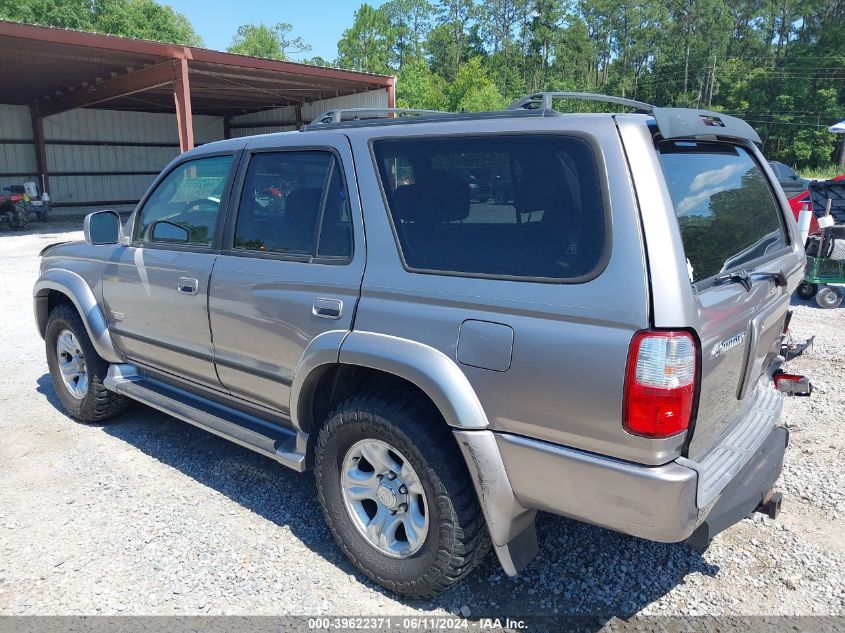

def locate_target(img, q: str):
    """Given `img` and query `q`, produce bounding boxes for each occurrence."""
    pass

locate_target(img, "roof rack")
[308,107,447,126]
[508,92,654,113]
[508,91,762,144]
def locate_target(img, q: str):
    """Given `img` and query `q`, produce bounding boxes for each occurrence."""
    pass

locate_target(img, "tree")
[336,4,396,74]
[380,0,433,68]
[433,0,478,77]
[301,55,333,67]
[0,0,94,30]
[445,57,506,111]
[0,0,203,45]
[396,56,447,109]
[92,0,202,45]
[227,23,311,60]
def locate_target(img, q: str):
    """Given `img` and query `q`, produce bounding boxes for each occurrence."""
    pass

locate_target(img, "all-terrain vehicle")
[1,182,50,229]
[34,93,808,597]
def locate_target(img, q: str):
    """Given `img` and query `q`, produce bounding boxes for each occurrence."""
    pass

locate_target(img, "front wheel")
[314,389,490,598]
[795,281,818,300]
[815,286,843,309]
[45,302,130,422]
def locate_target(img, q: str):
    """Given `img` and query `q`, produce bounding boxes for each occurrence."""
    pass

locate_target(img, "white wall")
[227,88,389,137]
[0,105,37,190]
[42,109,224,209]
[0,104,224,214]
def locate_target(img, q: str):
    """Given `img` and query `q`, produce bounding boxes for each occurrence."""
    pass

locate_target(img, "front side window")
[135,155,233,246]
[659,142,787,283]
[234,151,352,258]
[373,134,607,280]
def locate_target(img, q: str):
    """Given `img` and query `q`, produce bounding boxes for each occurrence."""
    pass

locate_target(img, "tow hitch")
[773,371,813,396]
[755,491,783,519]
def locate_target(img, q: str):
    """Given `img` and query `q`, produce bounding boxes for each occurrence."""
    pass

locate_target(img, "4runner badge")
[711,332,746,358]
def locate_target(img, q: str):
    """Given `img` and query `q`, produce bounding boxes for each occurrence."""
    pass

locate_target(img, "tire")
[314,388,490,598]
[9,203,27,230]
[45,302,130,422]
[815,286,843,309]
[795,281,818,300]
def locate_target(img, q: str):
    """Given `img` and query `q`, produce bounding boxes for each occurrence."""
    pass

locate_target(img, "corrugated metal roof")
[0,20,393,117]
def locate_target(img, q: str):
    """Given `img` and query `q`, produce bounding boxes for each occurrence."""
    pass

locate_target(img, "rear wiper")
[713,268,788,292]
[714,270,752,291]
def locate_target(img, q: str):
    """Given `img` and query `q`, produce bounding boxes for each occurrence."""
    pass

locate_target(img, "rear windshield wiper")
[713,268,787,292]
[714,270,753,291]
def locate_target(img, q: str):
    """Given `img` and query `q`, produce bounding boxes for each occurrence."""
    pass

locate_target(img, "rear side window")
[233,151,352,259]
[373,135,607,281]
[659,142,787,283]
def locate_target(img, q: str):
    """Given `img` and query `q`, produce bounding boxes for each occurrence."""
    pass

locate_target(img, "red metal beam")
[387,76,396,108]
[172,58,194,152]
[34,61,174,117]
[29,105,48,194]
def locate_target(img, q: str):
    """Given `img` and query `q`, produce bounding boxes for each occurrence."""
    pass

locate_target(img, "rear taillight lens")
[623,330,698,438]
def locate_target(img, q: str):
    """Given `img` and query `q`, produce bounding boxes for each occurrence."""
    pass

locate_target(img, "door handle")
[177,277,199,295]
[312,298,342,319]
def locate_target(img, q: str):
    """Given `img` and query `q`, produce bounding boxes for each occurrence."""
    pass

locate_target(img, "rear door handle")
[312,297,342,319]
[177,277,198,295]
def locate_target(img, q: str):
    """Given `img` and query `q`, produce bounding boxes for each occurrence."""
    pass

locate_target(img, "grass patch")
[802,164,843,180]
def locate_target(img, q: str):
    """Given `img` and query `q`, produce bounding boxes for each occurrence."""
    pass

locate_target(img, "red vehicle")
[0,189,28,230]
[788,173,845,235]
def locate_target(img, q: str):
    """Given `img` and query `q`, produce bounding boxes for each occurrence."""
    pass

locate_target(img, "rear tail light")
[623,330,698,438]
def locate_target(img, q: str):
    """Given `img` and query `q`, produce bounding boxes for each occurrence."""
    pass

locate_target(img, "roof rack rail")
[507,91,762,144]
[308,107,447,126]
[508,92,654,113]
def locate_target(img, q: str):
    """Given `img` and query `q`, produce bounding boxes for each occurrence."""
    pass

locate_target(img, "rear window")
[659,141,787,283]
[372,134,607,281]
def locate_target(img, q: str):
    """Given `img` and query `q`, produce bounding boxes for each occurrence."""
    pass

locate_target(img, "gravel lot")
[0,220,843,622]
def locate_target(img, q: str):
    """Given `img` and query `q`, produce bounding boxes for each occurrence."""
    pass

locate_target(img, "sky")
[165,0,383,62]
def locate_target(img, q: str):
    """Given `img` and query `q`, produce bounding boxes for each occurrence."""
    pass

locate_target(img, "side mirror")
[150,220,190,243]
[83,210,122,245]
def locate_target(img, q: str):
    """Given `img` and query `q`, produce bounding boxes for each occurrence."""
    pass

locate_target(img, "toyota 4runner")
[34,93,807,597]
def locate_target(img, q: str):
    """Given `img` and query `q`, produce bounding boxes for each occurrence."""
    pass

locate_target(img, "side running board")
[104,365,307,472]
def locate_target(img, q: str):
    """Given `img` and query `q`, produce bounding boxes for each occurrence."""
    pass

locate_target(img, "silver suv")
[34,93,807,597]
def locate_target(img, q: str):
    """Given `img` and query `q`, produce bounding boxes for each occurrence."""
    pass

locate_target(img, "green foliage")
[334,0,844,169]
[0,0,93,30]
[336,3,396,74]
[93,0,202,45]
[380,0,433,68]
[396,57,448,109]
[227,23,310,60]
[446,57,506,111]
[0,0,202,45]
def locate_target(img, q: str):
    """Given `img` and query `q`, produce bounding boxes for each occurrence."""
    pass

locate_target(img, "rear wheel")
[815,286,843,309]
[8,203,27,230]
[314,388,489,598]
[795,281,818,300]
[45,302,130,422]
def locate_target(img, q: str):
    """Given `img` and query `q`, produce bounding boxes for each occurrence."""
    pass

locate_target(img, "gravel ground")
[0,220,843,622]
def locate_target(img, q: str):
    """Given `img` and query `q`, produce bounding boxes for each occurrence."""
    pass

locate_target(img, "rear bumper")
[494,412,788,545]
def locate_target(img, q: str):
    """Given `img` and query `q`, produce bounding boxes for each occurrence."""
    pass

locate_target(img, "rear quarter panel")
[615,116,805,461]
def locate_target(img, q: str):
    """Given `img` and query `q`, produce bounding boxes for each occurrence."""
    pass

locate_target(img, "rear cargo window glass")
[659,142,786,283]
[373,135,607,280]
